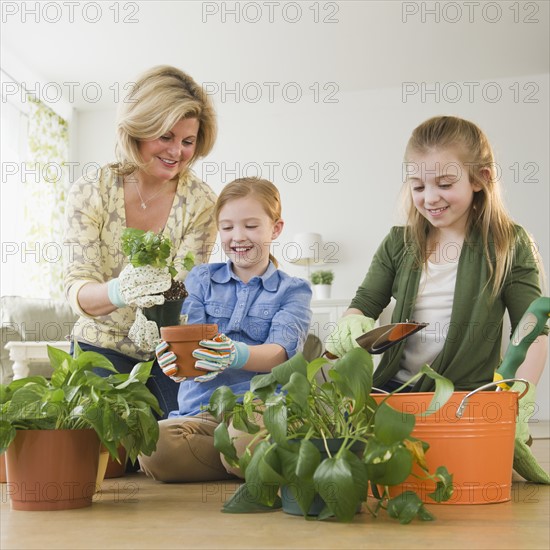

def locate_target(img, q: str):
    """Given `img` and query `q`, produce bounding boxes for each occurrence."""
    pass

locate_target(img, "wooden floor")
[1,424,549,550]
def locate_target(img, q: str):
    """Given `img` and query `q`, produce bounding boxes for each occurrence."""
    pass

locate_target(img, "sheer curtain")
[1,70,69,299]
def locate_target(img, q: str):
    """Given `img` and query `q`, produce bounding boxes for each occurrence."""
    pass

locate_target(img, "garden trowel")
[355,321,428,354]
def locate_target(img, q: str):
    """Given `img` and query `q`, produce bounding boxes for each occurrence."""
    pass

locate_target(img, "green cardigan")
[350,226,546,391]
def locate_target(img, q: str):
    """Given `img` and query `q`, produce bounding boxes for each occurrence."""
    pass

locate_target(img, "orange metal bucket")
[372,386,523,505]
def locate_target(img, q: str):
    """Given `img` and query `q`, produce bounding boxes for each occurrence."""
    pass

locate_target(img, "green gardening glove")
[325,314,375,358]
[511,381,550,484]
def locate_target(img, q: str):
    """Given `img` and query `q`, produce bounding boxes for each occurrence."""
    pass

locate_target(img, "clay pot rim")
[160,324,218,342]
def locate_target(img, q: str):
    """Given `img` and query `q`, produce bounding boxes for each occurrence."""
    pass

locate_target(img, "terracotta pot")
[371,389,518,505]
[105,446,127,478]
[0,453,6,483]
[160,324,218,377]
[96,445,127,488]
[5,429,101,511]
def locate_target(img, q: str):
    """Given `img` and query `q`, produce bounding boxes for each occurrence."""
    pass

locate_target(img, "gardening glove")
[108,264,171,309]
[155,340,186,382]
[191,333,250,383]
[128,308,161,352]
[325,314,375,358]
[511,381,550,484]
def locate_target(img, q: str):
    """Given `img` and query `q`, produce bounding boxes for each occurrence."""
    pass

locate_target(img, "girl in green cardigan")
[327,115,548,483]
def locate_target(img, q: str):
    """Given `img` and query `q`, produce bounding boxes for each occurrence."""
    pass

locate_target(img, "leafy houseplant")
[310,270,334,286]
[0,343,162,463]
[121,228,195,326]
[310,270,334,299]
[0,343,162,510]
[207,348,454,523]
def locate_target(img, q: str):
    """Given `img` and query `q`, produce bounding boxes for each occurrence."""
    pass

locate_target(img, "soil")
[163,280,188,301]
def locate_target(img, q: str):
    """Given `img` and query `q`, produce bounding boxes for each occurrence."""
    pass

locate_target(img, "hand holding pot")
[191,334,250,382]
[512,381,550,484]
[325,314,375,358]
[108,264,172,309]
[128,308,161,352]
[156,340,186,383]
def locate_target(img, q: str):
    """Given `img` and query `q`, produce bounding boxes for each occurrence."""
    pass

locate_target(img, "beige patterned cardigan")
[63,165,217,360]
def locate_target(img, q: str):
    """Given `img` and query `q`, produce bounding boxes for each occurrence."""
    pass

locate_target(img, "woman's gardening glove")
[511,381,550,484]
[155,340,186,383]
[128,308,161,352]
[325,314,375,358]
[107,264,171,309]
[191,334,250,382]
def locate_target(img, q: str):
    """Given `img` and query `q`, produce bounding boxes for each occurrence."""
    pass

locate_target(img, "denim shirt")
[170,261,313,417]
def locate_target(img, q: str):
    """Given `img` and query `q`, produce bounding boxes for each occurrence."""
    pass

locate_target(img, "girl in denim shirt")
[139,177,312,482]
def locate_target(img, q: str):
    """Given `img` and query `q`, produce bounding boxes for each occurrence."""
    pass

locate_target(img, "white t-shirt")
[395,260,458,383]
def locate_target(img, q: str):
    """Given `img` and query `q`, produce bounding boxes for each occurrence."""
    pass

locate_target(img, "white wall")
[75,73,550,419]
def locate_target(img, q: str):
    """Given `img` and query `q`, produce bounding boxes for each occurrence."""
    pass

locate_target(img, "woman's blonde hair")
[111,65,217,176]
[402,115,520,298]
[215,177,282,267]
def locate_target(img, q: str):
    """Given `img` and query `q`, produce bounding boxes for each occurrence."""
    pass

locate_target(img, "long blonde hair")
[215,177,282,267]
[403,116,518,298]
[111,65,217,177]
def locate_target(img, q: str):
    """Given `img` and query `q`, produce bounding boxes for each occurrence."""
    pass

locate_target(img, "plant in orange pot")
[0,343,162,510]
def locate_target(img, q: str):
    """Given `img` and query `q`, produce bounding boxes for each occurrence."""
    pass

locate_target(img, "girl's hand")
[192,334,250,373]
[155,340,186,382]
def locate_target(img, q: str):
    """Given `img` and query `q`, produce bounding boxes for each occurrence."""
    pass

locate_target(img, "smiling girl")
[63,66,218,419]
[328,115,547,391]
[326,115,549,483]
[138,177,313,482]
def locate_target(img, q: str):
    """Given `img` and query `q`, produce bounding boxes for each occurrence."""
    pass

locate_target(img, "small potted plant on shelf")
[207,348,454,523]
[121,228,195,327]
[310,269,334,300]
[0,343,162,511]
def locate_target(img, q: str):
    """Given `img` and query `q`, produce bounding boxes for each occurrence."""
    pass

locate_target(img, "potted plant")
[0,343,162,510]
[207,348,454,523]
[121,228,195,327]
[310,269,334,300]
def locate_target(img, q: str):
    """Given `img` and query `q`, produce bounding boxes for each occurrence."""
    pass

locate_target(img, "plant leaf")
[222,483,281,514]
[374,402,415,444]
[329,347,373,410]
[427,466,454,502]
[271,353,308,386]
[212,422,239,466]
[295,439,321,478]
[313,457,359,522]
[418,364,454,416]
[306,357,329,382]
[243,441,280,507]
[262,402,287,446]
[387,491,426,524]
[365,444,413,486]
[282,372,310,412]
[207,386,238,420]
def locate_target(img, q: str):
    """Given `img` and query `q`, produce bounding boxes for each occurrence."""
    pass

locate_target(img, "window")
[1,70,69,299]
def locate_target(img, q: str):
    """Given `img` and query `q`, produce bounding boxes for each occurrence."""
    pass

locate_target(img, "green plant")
[0,343,162,464]
[121,228,195,300]
[310,270,334,285]
[207,348,454,523]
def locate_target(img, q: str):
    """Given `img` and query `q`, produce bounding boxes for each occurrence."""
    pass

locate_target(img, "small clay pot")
[160,324,218,378]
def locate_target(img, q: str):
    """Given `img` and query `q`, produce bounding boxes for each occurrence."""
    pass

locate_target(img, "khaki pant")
[138,413,254,483]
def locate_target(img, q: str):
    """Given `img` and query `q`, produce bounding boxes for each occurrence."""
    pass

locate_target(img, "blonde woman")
[327,115,548,483]
[64,66,218,419]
